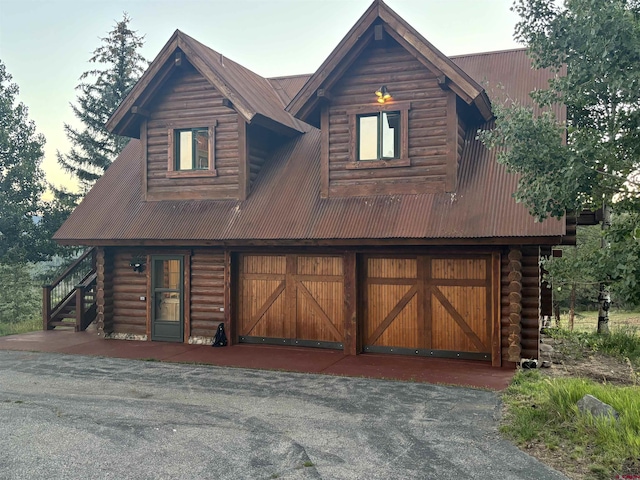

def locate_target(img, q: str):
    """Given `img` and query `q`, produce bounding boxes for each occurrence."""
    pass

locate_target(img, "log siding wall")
[500,246,541,362]
[327,40,452,197]
[247,124,274,189]
[190,249,225,338]
[145,62,239,201]
[111,249,148,336]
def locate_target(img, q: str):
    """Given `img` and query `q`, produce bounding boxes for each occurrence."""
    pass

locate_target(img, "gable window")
[346,101,410,169]
[357,111,400,161]
[167,121,217,177]
[177,128,209,170]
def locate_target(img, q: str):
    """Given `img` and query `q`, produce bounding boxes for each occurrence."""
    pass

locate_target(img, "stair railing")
[43,248,97,331]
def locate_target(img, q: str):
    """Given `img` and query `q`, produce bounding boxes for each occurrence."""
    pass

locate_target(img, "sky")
[0,0,521,193]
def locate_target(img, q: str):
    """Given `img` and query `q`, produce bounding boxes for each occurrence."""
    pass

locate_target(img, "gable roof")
[287,0,493,126]
[106,30,304,138]
[54,48,567,246]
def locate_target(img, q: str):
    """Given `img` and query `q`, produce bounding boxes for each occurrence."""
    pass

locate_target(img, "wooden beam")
[343,251,358,355]
[316,88,333,102]
[221,98,232,109]
[60,236,568,248]
[437,75,449,90]
[224,250,233,346]
[130,106,150,117]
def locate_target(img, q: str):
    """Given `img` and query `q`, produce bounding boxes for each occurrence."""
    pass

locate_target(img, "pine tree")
[57,13,146,193]
[0,60,50,263]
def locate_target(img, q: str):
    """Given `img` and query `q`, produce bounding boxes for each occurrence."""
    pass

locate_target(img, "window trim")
[346,101,410,170]
[167,121,217,178]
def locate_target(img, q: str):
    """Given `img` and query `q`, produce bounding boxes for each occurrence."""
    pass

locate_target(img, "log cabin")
[46,0,573,367]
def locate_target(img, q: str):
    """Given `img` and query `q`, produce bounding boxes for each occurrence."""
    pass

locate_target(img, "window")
[357,111,400,161]
[176,128,209,170]
[167,122,217,177]
[346,101,410,169]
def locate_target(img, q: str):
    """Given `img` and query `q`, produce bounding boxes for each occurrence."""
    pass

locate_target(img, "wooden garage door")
[238,254,344,349]
[363,255,497,361]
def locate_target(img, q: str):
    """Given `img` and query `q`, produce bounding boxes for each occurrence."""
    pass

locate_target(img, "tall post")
[597,203,611,334]
[42,285,52,330]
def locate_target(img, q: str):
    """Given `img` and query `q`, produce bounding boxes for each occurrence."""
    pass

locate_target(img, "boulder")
[577,394,619,420]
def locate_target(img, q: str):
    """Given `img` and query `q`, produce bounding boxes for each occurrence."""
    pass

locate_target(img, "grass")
[502,371,640,479]
[548,326,640,369]
[556,309,640,333]
[0,317,41,337]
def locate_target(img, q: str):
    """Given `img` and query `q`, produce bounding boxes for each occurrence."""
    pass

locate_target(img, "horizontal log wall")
[521,247,541,358]
[190,249,225,338]
[112,249,148,336]
[96,247,114,335]
[146,62,239,200]
[247,124,274,189]
[328,40,450,196]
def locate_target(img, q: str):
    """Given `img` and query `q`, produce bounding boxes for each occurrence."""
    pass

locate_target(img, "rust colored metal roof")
[268,75,312,105]
[107,30,304,137]
[55,48,567,245]
[452,48,565,118]
[55,133,564,244]
[182,32,305,133]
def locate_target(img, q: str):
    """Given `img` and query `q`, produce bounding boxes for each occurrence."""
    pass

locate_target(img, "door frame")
[150,255,185,342]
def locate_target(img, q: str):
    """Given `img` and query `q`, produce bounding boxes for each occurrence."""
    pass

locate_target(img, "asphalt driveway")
[0,350,566,479]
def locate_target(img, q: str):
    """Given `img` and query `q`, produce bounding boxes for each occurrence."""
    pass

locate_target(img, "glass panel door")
[151,256,184,342]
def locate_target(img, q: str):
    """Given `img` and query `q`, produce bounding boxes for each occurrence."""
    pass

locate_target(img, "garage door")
[363,255,496,361]
[238,254,344,349]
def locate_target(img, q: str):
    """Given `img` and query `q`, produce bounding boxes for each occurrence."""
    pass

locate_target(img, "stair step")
[49,321,76,327]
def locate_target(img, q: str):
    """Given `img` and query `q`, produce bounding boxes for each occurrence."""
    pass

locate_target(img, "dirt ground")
[540,334,638,386]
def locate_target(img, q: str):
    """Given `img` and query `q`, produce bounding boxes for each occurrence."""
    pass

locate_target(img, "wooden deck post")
[75,286,84,332]
[42,285,52,331]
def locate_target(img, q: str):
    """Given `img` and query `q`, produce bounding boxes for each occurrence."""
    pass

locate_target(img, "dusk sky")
[0,0,521,193]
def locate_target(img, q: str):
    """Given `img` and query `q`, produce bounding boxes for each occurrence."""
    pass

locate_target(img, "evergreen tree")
[0,60,64,264]
[57,13,146,193]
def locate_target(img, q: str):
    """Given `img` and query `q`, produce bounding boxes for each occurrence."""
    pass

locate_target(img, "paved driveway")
[0,351,566,479]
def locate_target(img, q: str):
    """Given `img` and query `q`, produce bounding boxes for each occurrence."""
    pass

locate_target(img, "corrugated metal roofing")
[452,48,565,117]
[181,32,305,133]
[54,48,567,245]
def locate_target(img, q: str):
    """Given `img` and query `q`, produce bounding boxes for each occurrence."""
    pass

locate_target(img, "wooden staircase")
[42,248,97,332]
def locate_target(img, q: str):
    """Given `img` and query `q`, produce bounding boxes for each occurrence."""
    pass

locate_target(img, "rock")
[577,394,619,419]
[539,343,554,353]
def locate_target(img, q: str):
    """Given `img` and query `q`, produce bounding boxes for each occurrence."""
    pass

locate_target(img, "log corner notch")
[507,247,523,363]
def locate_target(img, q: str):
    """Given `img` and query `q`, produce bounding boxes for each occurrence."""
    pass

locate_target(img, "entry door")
[151,256,184,342]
